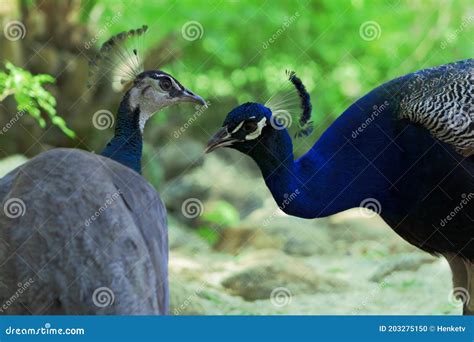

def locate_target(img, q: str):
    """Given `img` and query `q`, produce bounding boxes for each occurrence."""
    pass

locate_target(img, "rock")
[221,253,347,301]
[159,138,204,181]
[168,217,209,252]
[162,154,267,220]
[0,155,27,178]
[169,279,208,315]
[215,217,331,256]
[369,253,438,282]
[327,208,419,254]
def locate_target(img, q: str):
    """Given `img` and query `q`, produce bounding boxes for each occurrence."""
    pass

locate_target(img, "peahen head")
[89,25,205,132]
[126,70,205,130]
[205,71,312,169]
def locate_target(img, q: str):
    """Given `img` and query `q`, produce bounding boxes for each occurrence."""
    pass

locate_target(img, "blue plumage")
[101,92,143,173]
[206,60,474,259]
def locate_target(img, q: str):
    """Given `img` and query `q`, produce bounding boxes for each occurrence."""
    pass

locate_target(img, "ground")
[0,151,461,315]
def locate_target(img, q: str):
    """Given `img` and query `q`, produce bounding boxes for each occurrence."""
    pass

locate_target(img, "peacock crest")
[265,70,314,138]
[87,25,148,92]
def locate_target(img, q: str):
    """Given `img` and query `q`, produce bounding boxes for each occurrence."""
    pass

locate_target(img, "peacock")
[205,59,474,314]
[0,26,205,314]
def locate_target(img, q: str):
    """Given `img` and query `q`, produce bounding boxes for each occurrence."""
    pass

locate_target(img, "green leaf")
[0,62,75,138]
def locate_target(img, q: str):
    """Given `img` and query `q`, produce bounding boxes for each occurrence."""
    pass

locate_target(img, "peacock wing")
[398,59,473,157]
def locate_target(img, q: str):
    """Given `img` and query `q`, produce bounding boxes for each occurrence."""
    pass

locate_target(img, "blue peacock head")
[205,71,313,155]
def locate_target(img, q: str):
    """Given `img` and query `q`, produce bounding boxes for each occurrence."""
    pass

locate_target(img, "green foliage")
[196,226,220,246]
[202,201,240,227]
[0,62,75,138]
[89,0,473,153]
[197,201,240,245]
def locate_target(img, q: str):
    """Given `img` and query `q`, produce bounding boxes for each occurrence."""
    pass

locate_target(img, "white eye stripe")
[245,117,267,140]
[231,121,244,133]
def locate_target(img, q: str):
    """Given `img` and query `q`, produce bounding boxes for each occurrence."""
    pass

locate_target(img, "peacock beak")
[204,126,237,153]
[180,89,207,107]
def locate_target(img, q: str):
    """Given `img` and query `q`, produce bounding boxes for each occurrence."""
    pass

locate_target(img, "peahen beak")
[204,126,237,153]
[180,89,207,107]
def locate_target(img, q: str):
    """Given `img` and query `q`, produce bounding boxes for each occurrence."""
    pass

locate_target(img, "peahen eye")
[243,121,258,132]
[159,78,172,91]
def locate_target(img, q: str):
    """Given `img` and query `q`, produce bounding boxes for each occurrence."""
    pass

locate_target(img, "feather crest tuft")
[87,25,148,92]
[265,70,313,138]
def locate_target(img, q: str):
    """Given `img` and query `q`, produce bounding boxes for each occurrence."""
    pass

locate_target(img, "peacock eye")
[159,78,172,91]
[243,121,258,132]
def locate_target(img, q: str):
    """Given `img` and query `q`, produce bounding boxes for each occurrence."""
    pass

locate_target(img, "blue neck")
[101,92,143,174]
[252,87,422,219]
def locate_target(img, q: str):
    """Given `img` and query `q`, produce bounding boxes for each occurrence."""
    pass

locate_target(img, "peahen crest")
[265,70,313,138]
[87,25,148,92]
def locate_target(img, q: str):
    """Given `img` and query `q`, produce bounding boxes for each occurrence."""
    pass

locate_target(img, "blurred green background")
[0,0,473,314]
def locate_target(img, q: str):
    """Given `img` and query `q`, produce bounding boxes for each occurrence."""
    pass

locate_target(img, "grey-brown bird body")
[0,149,168,314]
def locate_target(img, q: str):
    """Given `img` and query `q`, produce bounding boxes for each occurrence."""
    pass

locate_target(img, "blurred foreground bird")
[0,26,205,314]
[206,60,474,314]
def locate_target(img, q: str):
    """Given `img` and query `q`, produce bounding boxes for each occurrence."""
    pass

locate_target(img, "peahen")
[0,26,205,314]
[206,60,474,314]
